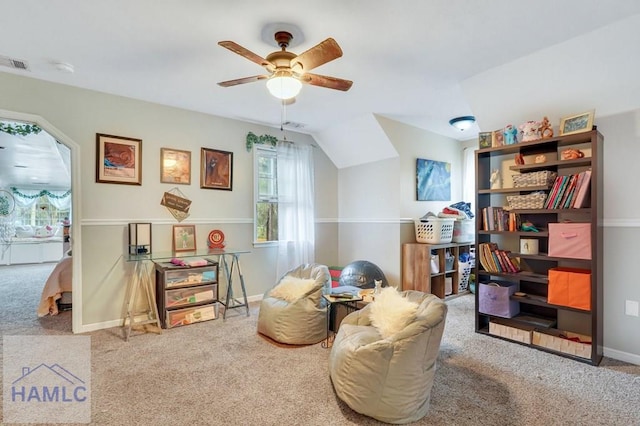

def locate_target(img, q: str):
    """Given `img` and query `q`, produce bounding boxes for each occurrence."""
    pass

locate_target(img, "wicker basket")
[506,192,547,209]
[414,218,455,244]
[512,170,557,188]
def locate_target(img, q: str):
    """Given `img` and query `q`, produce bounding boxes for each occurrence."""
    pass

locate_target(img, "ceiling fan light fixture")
[266,72,302,100]
[449,116,476,131]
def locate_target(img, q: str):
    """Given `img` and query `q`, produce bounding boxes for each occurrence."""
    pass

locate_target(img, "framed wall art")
[416,158,451,201]
[200,148,233,190]
[160,148,191,184]
[559,110,595,136]
[96,133,142,185]
[172,224,196,252]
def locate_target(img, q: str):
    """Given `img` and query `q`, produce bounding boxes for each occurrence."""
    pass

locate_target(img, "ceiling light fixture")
[266,71,302,100]
[449,116,476,131]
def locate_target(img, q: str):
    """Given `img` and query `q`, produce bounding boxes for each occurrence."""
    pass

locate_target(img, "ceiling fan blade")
[299,73,353,91]
[291,38,343,72]
[217,75,269,87]
[218,41,275,72]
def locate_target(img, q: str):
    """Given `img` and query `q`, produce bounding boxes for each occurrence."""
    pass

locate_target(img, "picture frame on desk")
[559,110,595,136]
[172,224,196,252]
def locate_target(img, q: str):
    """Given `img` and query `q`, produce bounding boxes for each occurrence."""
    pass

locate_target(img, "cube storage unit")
[402,242,473,299]
[155,260,219,329]
[475,129,603,365]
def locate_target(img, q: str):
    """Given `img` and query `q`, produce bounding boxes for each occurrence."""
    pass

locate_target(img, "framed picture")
[478,132,492,148]
[160,148,191,184]
[172,224,196,252]
[416,158,451,201]
[201,148,233,190]
[96,133,142,185]
[559,110,595,136]
[491,129,504,147]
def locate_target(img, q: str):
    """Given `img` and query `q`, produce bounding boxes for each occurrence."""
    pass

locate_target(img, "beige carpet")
[1,263,639,425]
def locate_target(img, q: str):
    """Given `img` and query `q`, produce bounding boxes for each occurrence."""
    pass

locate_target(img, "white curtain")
[276,141,315,279]
[462,146,476,209]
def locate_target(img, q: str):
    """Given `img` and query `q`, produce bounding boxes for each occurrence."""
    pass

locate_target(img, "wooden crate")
[532,330,592,359]
[489,320,533,344]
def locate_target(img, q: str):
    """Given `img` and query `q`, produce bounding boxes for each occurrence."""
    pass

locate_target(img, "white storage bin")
[414,218,455,244]
[452,219,474,243]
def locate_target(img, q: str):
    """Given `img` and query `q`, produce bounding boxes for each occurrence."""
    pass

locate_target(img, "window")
[254,146,278,243]
[15,195,70,227]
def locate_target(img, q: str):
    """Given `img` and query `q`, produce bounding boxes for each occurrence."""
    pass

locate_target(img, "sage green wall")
[0,72,339,330]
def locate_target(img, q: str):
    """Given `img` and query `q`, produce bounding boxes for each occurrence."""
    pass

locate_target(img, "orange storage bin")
[547,267,591,310]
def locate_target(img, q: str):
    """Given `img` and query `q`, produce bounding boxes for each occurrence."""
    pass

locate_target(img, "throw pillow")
[269,276,317,302]
[369,287,419,339]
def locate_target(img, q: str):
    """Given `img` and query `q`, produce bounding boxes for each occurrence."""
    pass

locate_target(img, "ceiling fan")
[217,31,353,99]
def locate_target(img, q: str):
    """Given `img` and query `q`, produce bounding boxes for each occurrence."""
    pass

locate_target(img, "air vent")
[282,121,305,129]
[0,55,30,71]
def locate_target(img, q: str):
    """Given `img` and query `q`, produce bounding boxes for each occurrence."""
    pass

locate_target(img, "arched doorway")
[0,109,82,333]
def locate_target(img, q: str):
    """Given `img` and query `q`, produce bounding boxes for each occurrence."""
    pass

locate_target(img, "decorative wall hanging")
[416,158,451,201]
[160,148,191,185]
[200,148,233,190]
[160,187,191,222]
[96,133,142,185]
[172,224,196,252]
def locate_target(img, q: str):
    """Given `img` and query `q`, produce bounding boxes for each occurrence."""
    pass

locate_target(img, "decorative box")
[532,330,592,359]
[479,281,519,318]
[548,267,591,310]
[548,222,591,259]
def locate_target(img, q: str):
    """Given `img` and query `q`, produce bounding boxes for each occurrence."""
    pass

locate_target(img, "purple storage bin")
[479,282,519,318]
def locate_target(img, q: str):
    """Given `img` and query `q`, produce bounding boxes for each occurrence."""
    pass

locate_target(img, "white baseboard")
[604,347,640,365]
[77,294,264,334]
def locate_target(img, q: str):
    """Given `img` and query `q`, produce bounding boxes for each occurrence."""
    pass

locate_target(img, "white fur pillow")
[369,287,419,339]
[269,276,317,302]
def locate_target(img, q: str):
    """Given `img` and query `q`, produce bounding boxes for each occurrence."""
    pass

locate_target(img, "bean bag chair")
[257,263,330,345]
[328,289,447,424]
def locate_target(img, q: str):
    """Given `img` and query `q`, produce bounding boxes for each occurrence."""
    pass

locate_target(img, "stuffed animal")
[539,116,554,139]
[561,149,584,160]
[519,121,541,142]
[504,124,518,145]
[490,169,502,190]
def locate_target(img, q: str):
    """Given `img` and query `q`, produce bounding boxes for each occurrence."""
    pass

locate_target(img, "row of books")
[543,169,591,209]
[478,242,521,274]
[481,207,521,232]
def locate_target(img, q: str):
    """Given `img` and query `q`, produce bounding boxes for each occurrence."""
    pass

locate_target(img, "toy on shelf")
[539,116,554,139]
[504,124,518,145]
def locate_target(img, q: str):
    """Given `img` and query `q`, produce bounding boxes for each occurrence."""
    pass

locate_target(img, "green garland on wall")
[11,187,71,199]
[0,122,42,136]
[246,132,278,152]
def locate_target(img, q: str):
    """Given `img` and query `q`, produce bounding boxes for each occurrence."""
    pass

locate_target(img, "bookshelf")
[475,129,603,365]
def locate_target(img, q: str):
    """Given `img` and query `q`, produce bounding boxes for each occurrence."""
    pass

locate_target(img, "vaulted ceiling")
[1,1,640,180]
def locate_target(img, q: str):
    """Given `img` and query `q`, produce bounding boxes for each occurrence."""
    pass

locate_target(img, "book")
[552,176,571,209]
[572,169,592,208]
[558,174,578,209]
[544,176,563,209]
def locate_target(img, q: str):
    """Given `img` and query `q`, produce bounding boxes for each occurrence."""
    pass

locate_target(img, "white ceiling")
[1,1,640,183]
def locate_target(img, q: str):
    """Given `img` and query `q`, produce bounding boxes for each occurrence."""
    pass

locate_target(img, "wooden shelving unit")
[475,129,603,365]
[402,242,473,299]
